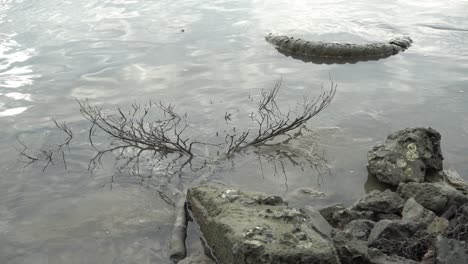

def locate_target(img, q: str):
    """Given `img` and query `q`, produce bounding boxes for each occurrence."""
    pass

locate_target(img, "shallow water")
[1,0,468,263]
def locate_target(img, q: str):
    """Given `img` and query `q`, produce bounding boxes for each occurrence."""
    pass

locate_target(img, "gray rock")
[435,236,468,264]
[332,229,417,264]
[367,127,443,186]
[367,220,428,260]
[319,204,346,223]
[353,190,405,214]
[332,230,372,264]
[443,169,468,195]
[368,220,419,246]
[187,185,340,264]
[320,205,375,229]
[397,182,468,214]
[178,254,216,264]
[302,206,333,239]
[344,220,376,241]
[402,198,436,226]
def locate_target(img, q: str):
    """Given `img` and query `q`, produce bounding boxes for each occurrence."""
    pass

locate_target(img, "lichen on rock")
[367,127,443,186]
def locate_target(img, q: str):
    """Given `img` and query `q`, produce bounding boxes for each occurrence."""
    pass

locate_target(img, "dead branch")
[445,205,468,242]
[78,100,205,171]
[225,77,336,155]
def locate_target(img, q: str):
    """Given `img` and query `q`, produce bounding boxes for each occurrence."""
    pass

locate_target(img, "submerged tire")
[265,34,412,64]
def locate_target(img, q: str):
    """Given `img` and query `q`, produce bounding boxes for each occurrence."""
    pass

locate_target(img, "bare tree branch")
[225,78,336,155]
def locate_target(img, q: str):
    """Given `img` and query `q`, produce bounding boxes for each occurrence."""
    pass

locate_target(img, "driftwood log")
[169,201,189,263]
[265,34,412,64]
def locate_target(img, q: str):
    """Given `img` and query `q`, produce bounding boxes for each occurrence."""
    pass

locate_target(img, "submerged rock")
[352,190,405,214]
[367,128,443,186]
[397,182,468,214]
[187,185,340,264]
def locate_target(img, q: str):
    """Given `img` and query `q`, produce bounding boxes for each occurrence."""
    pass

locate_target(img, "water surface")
[1,0,468,263]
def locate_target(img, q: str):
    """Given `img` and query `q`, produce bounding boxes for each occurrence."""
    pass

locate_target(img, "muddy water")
[1,0,468,263]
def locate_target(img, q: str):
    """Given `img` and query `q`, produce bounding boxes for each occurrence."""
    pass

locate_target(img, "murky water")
[1,0,468,263]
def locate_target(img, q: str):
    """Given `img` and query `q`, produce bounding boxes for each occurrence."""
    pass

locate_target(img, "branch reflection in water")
[15,78,336,206]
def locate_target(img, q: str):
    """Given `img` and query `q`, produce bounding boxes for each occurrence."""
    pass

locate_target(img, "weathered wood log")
[265,34,412,64]
[169,201,188,263]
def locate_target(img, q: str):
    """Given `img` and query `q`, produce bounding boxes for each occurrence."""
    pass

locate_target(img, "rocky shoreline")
[172,128,468,264]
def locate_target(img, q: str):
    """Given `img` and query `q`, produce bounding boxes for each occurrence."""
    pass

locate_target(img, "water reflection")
[0,31,38,117]
[4,92,32,101]
[0,106,27,116]
[270,47,396,64]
